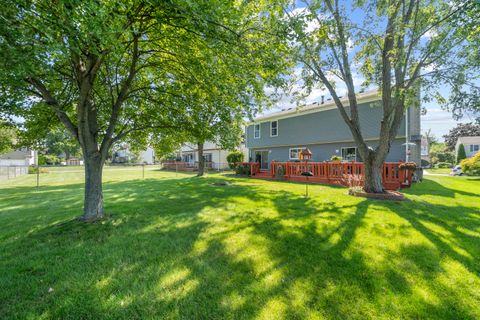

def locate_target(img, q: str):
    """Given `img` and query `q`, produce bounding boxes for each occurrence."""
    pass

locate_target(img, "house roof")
[0,150,31,160]
[456,136,480,146]
[251,90,381,123]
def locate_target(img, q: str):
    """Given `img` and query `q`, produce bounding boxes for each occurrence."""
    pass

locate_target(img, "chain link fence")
[1,162,233,187]
[0,165,29,181]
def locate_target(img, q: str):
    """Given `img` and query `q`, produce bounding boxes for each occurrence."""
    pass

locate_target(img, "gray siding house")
[245,91,421,170]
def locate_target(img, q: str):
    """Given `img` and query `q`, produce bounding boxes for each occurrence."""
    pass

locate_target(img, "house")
[176,141,248,170]
[245,90,421,170]
[0,149,37,166]
[66,157,83,166]
[455,136,480,159]
[421,136,429,162]
[111,144,156,164]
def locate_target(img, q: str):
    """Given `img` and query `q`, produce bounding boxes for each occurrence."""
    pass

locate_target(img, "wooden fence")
[239,161,413,190]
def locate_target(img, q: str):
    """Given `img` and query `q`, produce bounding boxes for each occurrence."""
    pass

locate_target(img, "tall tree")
[457,143,467,163]
[44,128,81,160]
[285,0,479,192]
[0,0,289,220]
[0,122,16,154]
[443,122,480,151]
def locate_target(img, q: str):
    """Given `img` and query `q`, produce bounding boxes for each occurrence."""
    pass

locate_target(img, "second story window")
[270,120,278,137]
[254,124,260,139]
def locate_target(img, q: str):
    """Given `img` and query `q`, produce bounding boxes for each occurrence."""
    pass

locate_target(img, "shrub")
[429,143,455,165]
[457,143,467,163]
[28,166,49,174]
[235,163,250,175]
[436,162,453,168]
[460,152,480,176]
[420,159,430,167]
[331,155,342,161]
[38,154,61,165]
[226,151,244,169]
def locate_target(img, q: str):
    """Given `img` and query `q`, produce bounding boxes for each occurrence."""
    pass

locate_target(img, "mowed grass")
[425,168,452,174]
[1,168,479,319]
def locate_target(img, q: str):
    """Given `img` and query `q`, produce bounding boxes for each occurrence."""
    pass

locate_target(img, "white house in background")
[456,136,480,158]
[177,141,248,170]
[111,144,156,164]
[139,147,155,164]
[421,136,429,161]
[0,149,37,166]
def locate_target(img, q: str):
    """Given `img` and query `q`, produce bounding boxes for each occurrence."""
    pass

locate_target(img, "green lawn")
[1,169,479,319]
[425,168,452,174]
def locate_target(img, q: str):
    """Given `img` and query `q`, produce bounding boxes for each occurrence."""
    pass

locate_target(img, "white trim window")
[254,124,261,139]
[341,147,357,161]
[470,144,479,152]
[270,120,278,137]
[289,147,303,160]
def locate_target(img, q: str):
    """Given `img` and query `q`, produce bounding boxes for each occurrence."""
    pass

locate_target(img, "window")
[289,148,303,160]
[270,120,278,137]
[470,144,479,152]
[254,124,260,139]
[341,147,357,161]
[203,153,212,162]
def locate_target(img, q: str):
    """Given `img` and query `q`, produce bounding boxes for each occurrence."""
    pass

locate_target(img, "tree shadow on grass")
[1,175,479,319]
[405,176,480,199]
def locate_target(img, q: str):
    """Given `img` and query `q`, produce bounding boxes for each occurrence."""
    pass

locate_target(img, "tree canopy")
[0,0,291,220]
[283,0,479,192]
[0,122,16,154]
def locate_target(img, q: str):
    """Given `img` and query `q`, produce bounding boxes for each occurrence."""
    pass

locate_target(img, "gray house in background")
[245,90,421,170]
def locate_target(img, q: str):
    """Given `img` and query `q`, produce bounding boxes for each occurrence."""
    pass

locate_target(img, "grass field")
[1,168,479,319]
[425,168,453,174]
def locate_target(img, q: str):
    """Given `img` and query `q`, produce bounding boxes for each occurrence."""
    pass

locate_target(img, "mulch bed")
[348,189,406,201]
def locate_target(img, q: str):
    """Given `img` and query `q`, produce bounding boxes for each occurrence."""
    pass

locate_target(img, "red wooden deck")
[240,161,413,190]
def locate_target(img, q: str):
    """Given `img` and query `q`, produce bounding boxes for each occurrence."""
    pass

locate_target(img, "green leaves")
[0,0,291,152]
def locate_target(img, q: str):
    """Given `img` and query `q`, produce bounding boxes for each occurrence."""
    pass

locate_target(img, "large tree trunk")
[363,153,384,193]
[82,152,105,221]
[197,142,205,177]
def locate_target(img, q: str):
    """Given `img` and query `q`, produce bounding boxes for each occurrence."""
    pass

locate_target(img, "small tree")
[44,128,81,161]
[227,151,245,169]
[430,142,455,165]
[457,144,467,163]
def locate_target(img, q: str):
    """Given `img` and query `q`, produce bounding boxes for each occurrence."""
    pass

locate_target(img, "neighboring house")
[176,141,248,170]
[421,136,429,162]
[111,145,155,164]
[0,149,37,166]
[66,158,83,166]
[245,90,421,170]
[455,136,480,159]
[139,147,155,164]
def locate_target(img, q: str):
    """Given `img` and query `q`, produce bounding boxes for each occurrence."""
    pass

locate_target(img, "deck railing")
[242,160,413,190]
